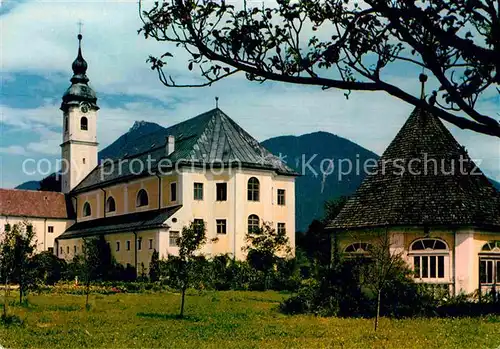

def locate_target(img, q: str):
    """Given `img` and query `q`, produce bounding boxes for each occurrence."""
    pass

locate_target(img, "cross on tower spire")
[77,20,84,35]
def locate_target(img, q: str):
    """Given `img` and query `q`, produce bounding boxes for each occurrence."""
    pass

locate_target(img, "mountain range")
[261,132,378,231]
[16,121,500,232]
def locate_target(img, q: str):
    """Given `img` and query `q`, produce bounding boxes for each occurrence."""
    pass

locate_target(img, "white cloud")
[1,0,499,185]
[1,0,192,100]
[26,127,61,155]
[0,145,28,155]
[0,103,60,130]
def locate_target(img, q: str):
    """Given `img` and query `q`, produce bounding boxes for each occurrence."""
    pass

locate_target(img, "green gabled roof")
[328,107,500,230]
[72,108,297,193]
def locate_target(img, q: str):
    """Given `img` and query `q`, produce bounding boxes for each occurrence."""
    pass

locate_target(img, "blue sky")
[1,0,499,188]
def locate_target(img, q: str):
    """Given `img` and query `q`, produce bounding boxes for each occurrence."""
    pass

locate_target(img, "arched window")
[481,241,500,253]
[106,196,116,212]
[136,189,149,207]
[247,177,260,201]
[410,239,448,251]
[82,202,91,217]
[80,116,88,130]
[344,242,373,256]
[409,238,449,280]
[479,241,500,286]
[247,214,260,233]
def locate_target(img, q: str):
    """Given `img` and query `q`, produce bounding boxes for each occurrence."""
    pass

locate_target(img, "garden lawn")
[1,290,499,349]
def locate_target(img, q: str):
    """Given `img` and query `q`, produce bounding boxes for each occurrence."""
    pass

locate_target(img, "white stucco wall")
[337,226,500,295]
[1,215,73,253]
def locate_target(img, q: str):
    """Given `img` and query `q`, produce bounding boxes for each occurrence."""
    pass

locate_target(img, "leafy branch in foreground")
[139,0,500,137]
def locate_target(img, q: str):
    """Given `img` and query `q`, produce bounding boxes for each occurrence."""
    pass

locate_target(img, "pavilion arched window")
[479,241,500,286]
[409,238,449,280]
[344,242,373,257]
[481,241,500,253]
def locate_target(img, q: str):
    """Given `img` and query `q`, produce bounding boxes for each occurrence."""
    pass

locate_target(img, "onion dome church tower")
[60,34,99,193]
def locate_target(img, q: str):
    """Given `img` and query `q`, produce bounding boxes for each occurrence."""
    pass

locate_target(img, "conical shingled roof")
[328,107,500,230]
[72,108,296,193]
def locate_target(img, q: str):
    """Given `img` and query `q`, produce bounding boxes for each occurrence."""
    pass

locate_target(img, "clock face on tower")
[80,102,89,114]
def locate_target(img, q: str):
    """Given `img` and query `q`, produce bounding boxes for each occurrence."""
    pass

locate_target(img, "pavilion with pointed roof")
[327,104,500,295]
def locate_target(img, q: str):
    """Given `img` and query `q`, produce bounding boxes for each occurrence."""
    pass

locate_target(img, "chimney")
[166,135,175,155]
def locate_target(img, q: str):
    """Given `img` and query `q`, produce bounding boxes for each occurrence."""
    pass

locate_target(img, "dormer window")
[82,202,91,217]
[80,116,88,131]
[106,196,116,212]
[136,189,149,207]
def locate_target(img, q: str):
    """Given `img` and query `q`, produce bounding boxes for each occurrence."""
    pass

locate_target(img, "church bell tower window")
[80,116,88,130]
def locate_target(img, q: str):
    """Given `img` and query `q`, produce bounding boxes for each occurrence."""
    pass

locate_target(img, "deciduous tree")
[78,236,112,309]
[0,224,15,319]
[177,220,207,318]
[0,221,37,309]
[149,249,160,282]
[12,222,37,304]
[361,230,406,331]
[297,196,347,267]
[140,0,500,137]
[244,221,291,288]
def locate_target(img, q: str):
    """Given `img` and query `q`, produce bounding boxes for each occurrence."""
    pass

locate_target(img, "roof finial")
[77,20,83,35]
[77,20,84,52]
[215,96,219,109]
[77,20,84,46]
[419,72,428,100]
[71,23,88,78]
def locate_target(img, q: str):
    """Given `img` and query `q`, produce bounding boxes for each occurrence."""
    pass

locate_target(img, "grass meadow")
[1,290,500,348]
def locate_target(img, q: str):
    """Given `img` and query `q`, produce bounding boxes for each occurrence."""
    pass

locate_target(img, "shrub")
[436,292,500,317]
[272,257,302,291]
[280,259,437,318]
[279,278,320,315]
[157,254,294,292]
[64,259,137,283]
[0,313,23,327]
[280,263,372,317]
[376,270,437,318]
[30,252,67,285]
